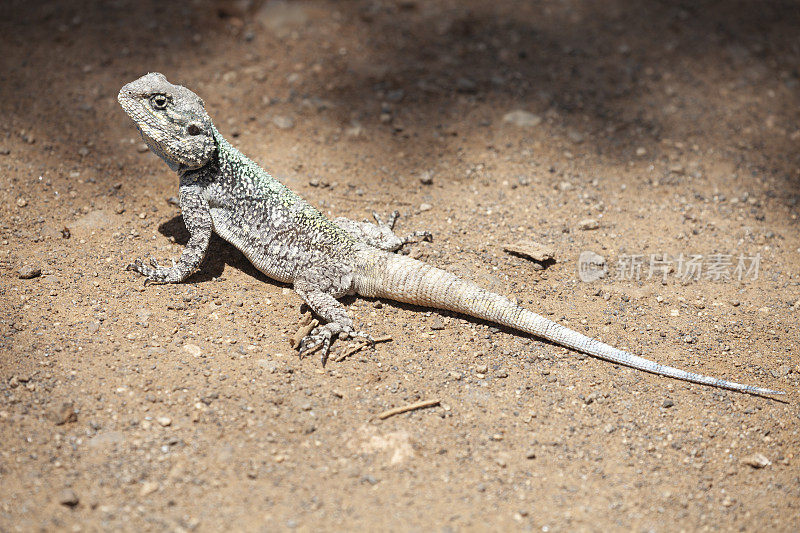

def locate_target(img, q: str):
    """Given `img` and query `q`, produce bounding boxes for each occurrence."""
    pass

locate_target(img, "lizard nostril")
[187,124,202,136]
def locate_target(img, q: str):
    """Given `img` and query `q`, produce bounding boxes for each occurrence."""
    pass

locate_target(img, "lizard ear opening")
[187,124,203,136]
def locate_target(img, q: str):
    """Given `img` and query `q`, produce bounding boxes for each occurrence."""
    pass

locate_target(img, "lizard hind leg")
[294,281,374,365]
[333,210,432,252]
[372,210,433,248]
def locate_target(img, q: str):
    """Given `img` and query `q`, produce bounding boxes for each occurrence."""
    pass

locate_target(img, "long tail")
[354,250,783,395]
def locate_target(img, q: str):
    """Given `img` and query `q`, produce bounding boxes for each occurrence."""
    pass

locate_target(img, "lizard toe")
[349,330,375,347]
[298,329,331,360]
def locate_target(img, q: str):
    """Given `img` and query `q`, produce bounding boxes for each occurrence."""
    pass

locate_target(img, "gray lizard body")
[118,72,782,396]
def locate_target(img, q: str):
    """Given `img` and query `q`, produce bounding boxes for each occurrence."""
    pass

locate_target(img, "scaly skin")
[118,73,783,396]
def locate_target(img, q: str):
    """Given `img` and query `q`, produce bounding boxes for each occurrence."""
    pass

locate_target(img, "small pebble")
[419,203,432,212]
[183,344,203,358]
[567,130,584,143]
[156,416,172,427]
[742,453,770,469]
[578,218,599,230]
[722,497,734,507]
[662,399,674,408]
[272,115,295,130]
[58,488,79,507]
[503,241,555,263]
[50,402,78,425]
[771,365,791,378]
[584,391,601,405]
[455,77,477,93]
[386,89,404,102]
[502,110,542,128]
[18,265,42,279]
[139,481,159,496]
[16,197,28,208]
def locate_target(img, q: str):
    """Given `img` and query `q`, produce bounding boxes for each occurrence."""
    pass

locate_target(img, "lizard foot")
[333,211,432,251]
[126,258,178,284]
[298,323,374,366]
[371,210,400,229]
[372,211,433,246]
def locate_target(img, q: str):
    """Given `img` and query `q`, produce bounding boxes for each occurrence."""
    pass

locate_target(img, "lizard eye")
[150,94,168,110]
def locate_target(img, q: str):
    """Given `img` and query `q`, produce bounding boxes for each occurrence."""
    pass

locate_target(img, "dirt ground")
[1,0,799,531]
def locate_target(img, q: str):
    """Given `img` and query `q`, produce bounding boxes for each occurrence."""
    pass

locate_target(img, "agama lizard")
[118,73,782,396]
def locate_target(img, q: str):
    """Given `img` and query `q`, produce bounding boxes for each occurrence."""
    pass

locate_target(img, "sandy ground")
[1,0,799,531]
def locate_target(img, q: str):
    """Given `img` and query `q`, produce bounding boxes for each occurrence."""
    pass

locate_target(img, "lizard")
[117,72,783,396]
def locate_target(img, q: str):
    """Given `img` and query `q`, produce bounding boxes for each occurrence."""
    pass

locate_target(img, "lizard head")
[118,73,216,172]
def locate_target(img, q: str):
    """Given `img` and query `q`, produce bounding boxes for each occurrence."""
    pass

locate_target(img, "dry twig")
[377,399,440,420]
[290,311,318,350]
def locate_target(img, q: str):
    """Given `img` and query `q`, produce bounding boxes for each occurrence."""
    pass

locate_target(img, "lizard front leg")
[333,210,432,252]
[127,183,212,284]
[294,276,373,365]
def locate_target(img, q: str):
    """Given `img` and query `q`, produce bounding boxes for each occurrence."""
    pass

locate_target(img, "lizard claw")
[298,327,332,364]
[127,257,170,285]
[296,324,375,366]
[387,210,400,229]
[400,230,433,246]
[372,210,401,229]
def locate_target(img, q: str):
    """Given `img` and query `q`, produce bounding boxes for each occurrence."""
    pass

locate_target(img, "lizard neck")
[209,125,290,194]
